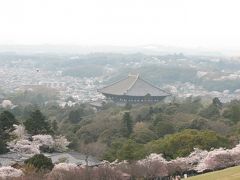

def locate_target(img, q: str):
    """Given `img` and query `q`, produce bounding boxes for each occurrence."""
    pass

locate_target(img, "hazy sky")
[0,0,240,50]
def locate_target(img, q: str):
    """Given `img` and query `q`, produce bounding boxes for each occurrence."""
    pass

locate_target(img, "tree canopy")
[147,129,230,159]
[24,154,54,171]
[24,110,52,135]
[0,111,18,154]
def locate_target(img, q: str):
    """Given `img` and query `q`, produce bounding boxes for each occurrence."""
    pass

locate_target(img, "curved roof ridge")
[98,74,171,97]
[125,74,139,93]
[97,76,129,92]
[138,76,171,96]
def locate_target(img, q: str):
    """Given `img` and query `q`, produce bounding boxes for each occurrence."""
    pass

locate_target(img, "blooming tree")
[137,153,167,165]
[32,134,55,148]
[54,135,70,152]
[195,148,234,172]
[11,124,27,140]
[1,100,13,108]
[7,125,70,155]
[229,144,240,165]
[0,166,23,178]
[53,163,78,171]
[101,143,240,178]
[7,139,40,155]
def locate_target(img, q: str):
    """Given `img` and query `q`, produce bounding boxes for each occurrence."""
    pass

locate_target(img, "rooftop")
[99,74,170,97]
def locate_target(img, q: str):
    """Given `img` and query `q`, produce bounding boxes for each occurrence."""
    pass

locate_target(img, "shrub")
[24,154,54,171]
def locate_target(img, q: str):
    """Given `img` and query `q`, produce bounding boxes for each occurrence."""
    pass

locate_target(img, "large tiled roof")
[99,74,170,97]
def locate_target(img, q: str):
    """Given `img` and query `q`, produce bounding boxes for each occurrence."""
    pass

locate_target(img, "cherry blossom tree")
[195,148,234,172]
[7,125,70,154]
[54,135,70,152]
[7,139,40,155]
[11,124,27,139]
[0,166,23,178]
[229,144,240,165]
[102,144,240,178]
[32,134,55,148]
[53,163,78,171]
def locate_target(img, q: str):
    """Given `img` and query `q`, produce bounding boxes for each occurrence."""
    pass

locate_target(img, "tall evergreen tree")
[0,111,18,154]
[68,109,82,123]
[24,110,52,135]
[0,111,18,132]
[122,112,133,137]
[0,139,8,154]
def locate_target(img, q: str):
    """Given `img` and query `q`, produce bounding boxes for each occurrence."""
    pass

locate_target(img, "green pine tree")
[122,112,133,137]
[0,111,18,131]
[0,111,18,154]
[24,110,52,135]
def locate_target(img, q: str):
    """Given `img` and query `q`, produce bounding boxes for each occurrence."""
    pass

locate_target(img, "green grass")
[188,166,240,180]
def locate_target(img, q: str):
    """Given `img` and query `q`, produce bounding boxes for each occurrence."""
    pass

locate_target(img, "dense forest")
[2,92,240,163]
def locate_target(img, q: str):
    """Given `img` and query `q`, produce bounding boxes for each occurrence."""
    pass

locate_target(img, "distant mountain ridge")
[0,44,235,56]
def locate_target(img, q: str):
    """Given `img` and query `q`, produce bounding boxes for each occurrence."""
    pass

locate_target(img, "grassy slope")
[188,166,240,180]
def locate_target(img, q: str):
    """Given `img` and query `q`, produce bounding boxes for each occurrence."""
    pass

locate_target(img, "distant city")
[1,52,240,105]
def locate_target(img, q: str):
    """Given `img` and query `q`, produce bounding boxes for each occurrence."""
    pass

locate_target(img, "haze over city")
[0,0,240,55]
[1,1,240,180]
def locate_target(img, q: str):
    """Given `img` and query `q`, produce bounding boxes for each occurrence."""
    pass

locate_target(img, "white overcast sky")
[0,0,240,50]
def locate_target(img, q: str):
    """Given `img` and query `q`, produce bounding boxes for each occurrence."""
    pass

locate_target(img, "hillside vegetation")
[3,95,240,162]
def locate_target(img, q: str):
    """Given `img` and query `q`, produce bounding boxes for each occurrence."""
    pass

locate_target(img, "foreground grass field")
[188,166,240,180]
